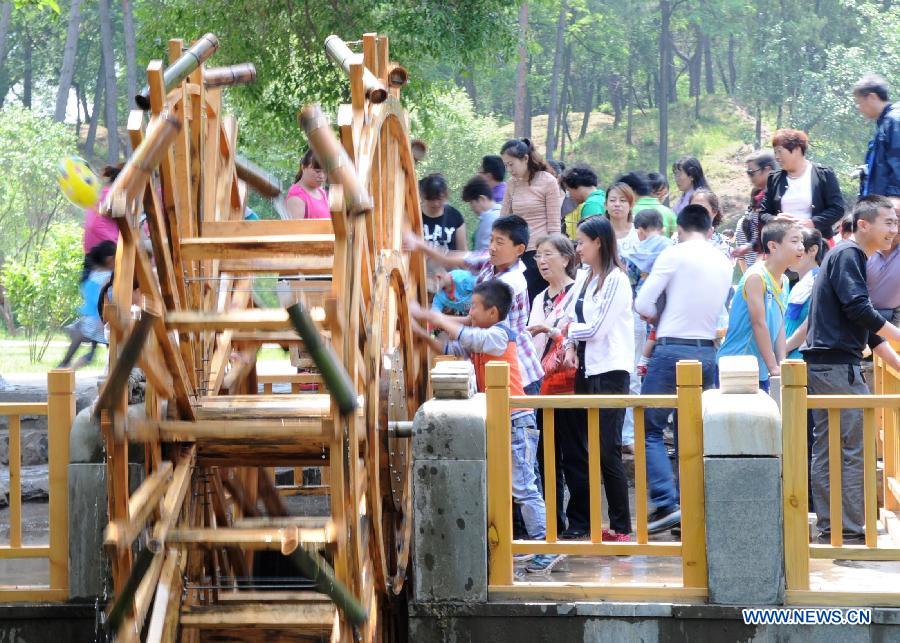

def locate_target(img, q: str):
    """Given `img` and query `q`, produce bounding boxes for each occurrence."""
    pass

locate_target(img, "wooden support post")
[781,360,810,590]
[676,360,707,588]
[47,369,75,593]
[486,362,513,586]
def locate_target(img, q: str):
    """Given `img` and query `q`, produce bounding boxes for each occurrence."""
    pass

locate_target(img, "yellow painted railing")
[485,360,706,602]
[782,356,900,607]
[0,369,75,601]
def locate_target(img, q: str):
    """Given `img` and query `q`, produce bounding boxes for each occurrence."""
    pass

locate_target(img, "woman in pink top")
[286,149,330,219]
[83,165,122,252]
[500,138,562,302]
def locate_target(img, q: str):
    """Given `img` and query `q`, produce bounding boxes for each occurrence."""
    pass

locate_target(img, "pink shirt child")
[83,186,120,251]
[287,183,330,219]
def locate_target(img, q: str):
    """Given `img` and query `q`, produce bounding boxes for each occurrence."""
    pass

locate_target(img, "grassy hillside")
[501,96,766,230]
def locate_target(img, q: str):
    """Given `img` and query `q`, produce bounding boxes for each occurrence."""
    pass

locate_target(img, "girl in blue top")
[785,228,823,359]
[717,221,804,391]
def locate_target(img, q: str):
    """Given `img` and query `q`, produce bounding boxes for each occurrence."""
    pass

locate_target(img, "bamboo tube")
[298,104,373,216]
[203,63,256,89]
[105,545,155,634]
[388,64,408,88]
[286,302,358,415]
[324,34,387,104]
[95,311,157,417]
[235,155,282,198]
[135,33,219,110]
[283,544,368,626]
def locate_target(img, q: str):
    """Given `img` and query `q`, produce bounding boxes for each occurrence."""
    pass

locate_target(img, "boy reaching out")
[410,280,563,574]
[717,220,805,391]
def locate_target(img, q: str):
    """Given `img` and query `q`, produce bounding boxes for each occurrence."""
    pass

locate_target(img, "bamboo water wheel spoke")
[100,31,424,642]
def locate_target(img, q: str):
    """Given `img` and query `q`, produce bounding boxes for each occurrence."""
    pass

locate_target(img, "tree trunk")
[98,0,119,162]
[704,34,714,94]
[755,102,762,150]
[579,78,593,140]
[0,1,10,108]
[74,81,81,135]
[727,34,737,95]
[85,53,104,157]
[22,32,34,108]
[658,0,671,174]
[625,48,635,145]
[688,24,701,99]
[54,0,84,122]
[553,43,571,158]
[776,103,783,129]
[513,2,529,138]
[716,57,732,95]
[544,0,567,160]
[523,73,532,140]
[608,74,623,127]
[459,63,478,111]
[122,0,137,113]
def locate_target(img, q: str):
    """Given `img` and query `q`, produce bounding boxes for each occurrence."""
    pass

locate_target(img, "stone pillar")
[703,356,784,605]
[412,361,488,603]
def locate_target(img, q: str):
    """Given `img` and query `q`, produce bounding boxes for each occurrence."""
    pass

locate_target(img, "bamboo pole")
[234,155,282,198]
[95,311,157,418]
[135,33,219,110]
[282,543,368,626]
[324,34,387,103]
[286,302,358,415]
[103,116,182,210]
[106,546,156,634]
[203,63,256,89]
[298,104,373,217]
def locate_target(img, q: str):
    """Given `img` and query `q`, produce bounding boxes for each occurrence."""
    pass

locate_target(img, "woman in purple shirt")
[671,156,710,214]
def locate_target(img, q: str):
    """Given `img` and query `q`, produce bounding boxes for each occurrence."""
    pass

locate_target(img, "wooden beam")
[180,603,336,632]
[217,256,333,274]
[166,309,292,332]
[166,526,333,549]
[128,419,329,443]
[179,234,335,261]
[105,462,174,551]
[203,219,333,237]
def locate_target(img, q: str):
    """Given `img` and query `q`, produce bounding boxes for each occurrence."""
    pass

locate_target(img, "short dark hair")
[841,216,854,234]
[481,155,505,182]
[800,227,824,264]
[562,165,598,190]
[616,171,652,197]
[853,195,894,232]
[746,150,776,171]
[419,173,449,201]
[852,73,889,102]
[634,209,663,230]
[690,188,723,227]
[761,220,797,252]
[491,214,529,247]
[88,239,118,267]
[461,175,493,202]
[473,280,513,321]
[677,204,712,233]
[772,129,809,155]
[294,149,322,183]
[647,172,668,193]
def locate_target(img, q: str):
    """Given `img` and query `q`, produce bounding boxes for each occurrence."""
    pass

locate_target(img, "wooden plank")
[0,588,68,602]
[864,408,878,547]
[166,310,292,332]
[166,526,332,548]
[196,393,343,418]
[587,408,602,544]
[8,414,21,548]
[809,545,900,560]
[179,234,335,261]
[105,462,174,550]
[129,419,329,443]
[485,362,513,586]
[218,256,335,274]
[203,219,334,237]
[676,360,707,589]
[145,548,185,643]
[828,408,843,547]
[509,395,678,409]
[47,369,74,593]
[510,541,682,556]
[807,395,900,409]
[231,331,304,344]
[180,603,336,631]
[634,406,649,545]
[781,361,810,590]
[542,408,557,542]
[0,403,47,415]
[786,589,900,607]
[490,584,706,603]
[0,546,50,559]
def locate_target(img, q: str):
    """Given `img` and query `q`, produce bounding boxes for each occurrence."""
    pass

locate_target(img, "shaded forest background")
[0,0,898,342]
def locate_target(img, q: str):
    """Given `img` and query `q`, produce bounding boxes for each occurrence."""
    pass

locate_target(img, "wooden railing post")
[485,361,513,586]
[676,360,706,588]
[781,360,810,590]
[47,368,75,594]
[882,342,900,512]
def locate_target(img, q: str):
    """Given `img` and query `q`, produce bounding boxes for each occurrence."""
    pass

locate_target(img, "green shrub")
[2,223,83,362]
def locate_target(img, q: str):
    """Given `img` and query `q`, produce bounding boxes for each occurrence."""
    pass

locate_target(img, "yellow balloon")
[57,157,101,209]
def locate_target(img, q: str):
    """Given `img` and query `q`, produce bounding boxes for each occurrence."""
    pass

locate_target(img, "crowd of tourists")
[406,73,900,574]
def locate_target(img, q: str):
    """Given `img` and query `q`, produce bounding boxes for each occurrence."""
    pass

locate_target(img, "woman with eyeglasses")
[671,156,710,215]
[561,217,635,541]
[526,234,578,534]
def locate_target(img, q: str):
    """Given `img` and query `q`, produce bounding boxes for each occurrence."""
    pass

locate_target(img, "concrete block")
[412,395,486,461]
[703,389,781,456]
[704,457,784,605]
[413,460,486,603]
[68,463,144,599]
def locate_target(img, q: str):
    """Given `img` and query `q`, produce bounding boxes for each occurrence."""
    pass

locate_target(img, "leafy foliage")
[2,222,83,362]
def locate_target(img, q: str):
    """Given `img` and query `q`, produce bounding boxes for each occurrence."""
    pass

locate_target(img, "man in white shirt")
[634,204,733,534]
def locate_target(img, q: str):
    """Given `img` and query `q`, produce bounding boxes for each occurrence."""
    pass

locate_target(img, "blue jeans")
[641,343,717,513]
[511,412,546,539]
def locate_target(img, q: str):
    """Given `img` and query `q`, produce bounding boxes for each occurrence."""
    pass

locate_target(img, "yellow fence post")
[676,360,706,588]
[486,361,513,587]
[47,368,75,595]
[781,360,810,590]
[883,343,900,512]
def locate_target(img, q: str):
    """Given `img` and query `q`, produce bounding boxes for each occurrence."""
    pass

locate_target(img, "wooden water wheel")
[97,31,425,642]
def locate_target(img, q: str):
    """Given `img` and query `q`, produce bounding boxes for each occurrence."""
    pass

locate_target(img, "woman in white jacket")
[563,216,635,541]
